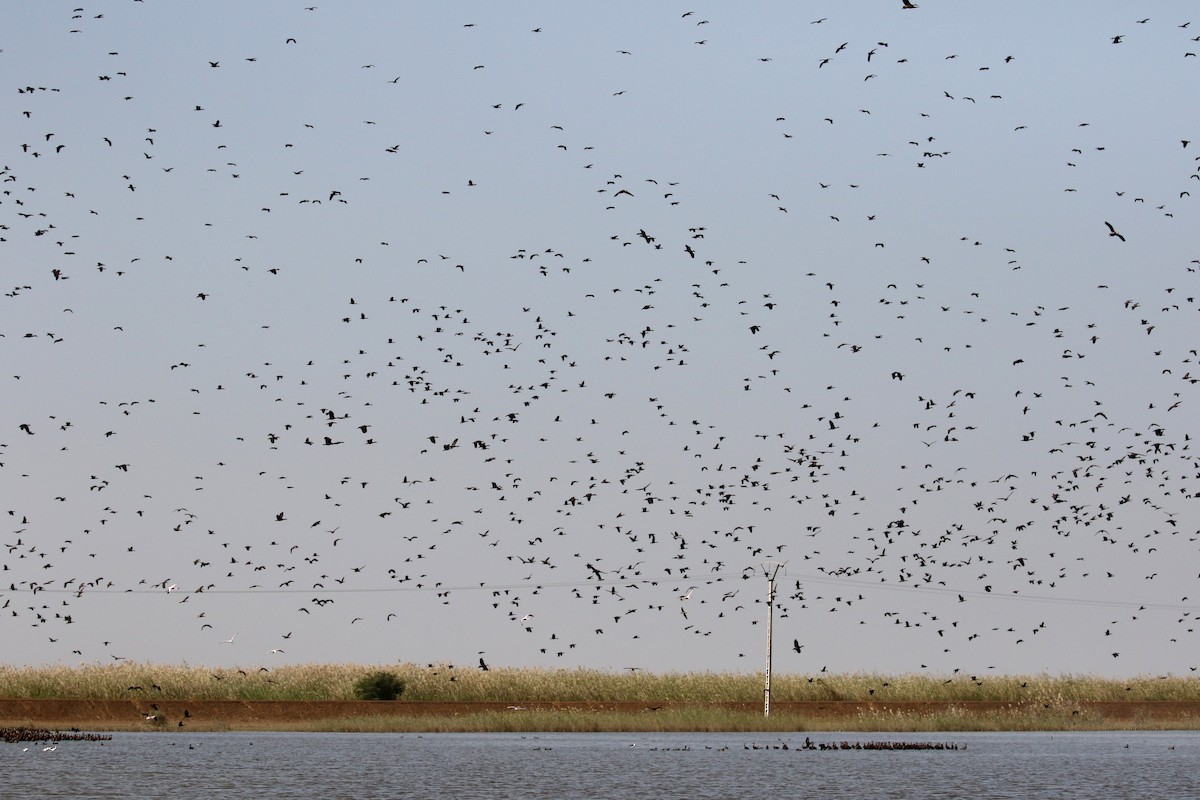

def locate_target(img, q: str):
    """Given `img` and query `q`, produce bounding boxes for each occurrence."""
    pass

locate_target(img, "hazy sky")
[3,2,1199,678]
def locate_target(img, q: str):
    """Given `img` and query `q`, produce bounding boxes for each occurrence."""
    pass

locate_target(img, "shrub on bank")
[353,671,405,701]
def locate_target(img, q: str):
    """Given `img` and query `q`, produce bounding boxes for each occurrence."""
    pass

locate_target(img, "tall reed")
[1,663,1197,704]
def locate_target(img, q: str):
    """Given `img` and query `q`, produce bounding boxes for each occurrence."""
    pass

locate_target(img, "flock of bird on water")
[2,3,1199,678]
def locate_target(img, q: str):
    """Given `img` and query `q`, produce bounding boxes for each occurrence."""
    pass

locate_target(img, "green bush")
[354,671,406,701]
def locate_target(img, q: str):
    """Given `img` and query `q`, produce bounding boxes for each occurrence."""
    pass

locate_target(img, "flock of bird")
[2,3,1199,676]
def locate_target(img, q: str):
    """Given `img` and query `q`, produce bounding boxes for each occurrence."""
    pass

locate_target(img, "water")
[6,731,1199,799]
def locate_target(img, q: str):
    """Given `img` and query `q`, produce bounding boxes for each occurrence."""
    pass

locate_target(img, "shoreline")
[5,699,1200,733]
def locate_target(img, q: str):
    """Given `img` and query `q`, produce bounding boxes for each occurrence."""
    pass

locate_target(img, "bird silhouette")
[2,0,1195,682]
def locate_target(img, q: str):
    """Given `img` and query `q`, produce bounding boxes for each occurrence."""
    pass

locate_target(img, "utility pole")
[763,561,785,717]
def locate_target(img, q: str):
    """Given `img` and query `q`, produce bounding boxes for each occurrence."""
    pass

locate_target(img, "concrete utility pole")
[762,561,785,717]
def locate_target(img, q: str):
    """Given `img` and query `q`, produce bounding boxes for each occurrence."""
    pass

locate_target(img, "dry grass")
[2,663,1199,705]
[5,663,1200,732]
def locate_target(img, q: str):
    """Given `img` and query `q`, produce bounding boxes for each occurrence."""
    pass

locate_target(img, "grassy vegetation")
[1,662,1199,705]
[3,664,1199,731]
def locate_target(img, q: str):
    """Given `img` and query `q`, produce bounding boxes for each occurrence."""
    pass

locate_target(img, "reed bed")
[2,663,1199,705]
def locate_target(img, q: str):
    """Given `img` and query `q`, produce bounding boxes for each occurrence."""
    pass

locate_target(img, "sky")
[2,1,1199,678]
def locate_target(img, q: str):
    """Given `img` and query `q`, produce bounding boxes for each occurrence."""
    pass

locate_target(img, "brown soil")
[3,699,1200,731]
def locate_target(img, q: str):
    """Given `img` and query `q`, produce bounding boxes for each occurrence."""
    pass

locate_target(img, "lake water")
[6,730,1199,799]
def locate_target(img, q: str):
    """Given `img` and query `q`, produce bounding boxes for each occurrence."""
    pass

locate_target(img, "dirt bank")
[3,699,1200,731]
